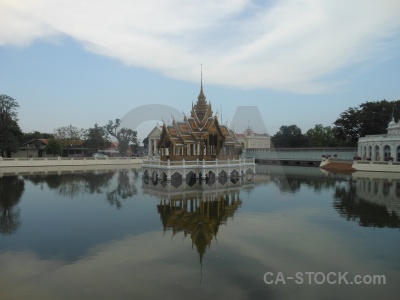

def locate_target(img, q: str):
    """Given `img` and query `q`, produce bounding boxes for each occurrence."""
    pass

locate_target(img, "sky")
[0,0,399,141]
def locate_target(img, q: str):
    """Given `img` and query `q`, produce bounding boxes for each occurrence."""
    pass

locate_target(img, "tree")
[45,139,63,157]
[53,125,84,140]
[84,123,110,154]
[0,95,23,157]
[333,100,400,146]
[22,131,54,144]
[271,125,307,148]
[306,124,338,147]
[105,119,138,156]
[142,137,149,149]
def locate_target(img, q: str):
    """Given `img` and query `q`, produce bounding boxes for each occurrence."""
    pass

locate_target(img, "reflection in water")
[1,167,400,299]
[261,166,400,228]
[23,171,115,197]
[23,169,138,209]
[334,172,400,228]
[157,192,241,266]
[143,177,252,271]
[257,165,348,194]
[107,170,138,209]
[0,176,24,235]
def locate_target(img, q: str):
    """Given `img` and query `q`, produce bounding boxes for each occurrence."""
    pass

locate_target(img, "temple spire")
[201,63,203,91]
[198,64,206,103]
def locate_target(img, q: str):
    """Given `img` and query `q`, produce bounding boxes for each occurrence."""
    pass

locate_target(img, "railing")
[0,156,140,161]
[142,158,255,168]
[158,155,240,161]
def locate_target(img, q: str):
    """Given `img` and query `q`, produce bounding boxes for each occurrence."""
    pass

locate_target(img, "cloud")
[0,0,399,93]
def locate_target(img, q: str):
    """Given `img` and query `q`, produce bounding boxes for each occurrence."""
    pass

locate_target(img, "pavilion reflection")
[143,177,255,268]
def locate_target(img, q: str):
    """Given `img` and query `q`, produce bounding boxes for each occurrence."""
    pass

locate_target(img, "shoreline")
[0,157,142,168]
[319,159,356,172]
[0,163,142,177]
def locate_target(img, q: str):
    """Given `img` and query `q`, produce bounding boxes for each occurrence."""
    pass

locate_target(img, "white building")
[236,127,271,150]
[147,125,162,158]
[358,116,400,161]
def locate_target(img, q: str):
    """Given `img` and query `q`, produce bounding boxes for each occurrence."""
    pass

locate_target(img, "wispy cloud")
[1,0,399,93]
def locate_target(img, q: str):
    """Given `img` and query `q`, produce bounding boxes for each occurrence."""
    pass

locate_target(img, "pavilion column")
[391,146,396,160]
[216,136,219,156]
[148,139,152,156]
[153,139,157,155]
[379,147,384,161]
[371,145,375,161]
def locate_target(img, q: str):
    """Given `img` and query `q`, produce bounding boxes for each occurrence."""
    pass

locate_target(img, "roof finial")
[392,105,395,122]
[201,63,203,90]
[197,64,206,103]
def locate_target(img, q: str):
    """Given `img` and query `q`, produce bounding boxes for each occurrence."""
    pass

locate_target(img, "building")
[357,116,400,161]
[147,125,162,158]
[156,80,242,161]
[99,141,120,157]
[14,139,88,158]
[236,127,271,150]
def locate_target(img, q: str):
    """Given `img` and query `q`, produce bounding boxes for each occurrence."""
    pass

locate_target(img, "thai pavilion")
[142,79,256,181]
[156,80,242,161]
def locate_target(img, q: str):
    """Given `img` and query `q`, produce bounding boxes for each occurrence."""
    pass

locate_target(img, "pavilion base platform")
[142,158,256,181]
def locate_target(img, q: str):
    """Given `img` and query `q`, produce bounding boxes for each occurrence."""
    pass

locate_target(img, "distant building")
[236,127,271,150]
[147,125,162,158]
[99,141,120,157]
[13,139,88,158]
[358,116,400,161]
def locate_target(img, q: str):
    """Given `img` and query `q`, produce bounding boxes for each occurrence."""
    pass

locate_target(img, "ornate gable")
[191,76,213,128]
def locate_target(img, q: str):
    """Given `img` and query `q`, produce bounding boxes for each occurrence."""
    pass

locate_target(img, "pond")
[0,165,399,300]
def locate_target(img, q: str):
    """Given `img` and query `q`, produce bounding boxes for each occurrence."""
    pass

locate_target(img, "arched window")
[368,146,372,160]
[396,146,400,162]
[384,145,391,160]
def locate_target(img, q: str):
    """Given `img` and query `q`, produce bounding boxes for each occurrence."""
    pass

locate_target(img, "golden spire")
[198,64,206,103]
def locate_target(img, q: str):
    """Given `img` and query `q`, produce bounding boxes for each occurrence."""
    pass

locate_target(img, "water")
[0,165,399,300]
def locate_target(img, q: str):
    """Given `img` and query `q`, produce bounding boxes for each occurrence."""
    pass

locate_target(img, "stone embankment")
[0,156,143,167]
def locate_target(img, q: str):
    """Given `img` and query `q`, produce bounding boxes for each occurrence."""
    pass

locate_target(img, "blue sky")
[0,0,399,141]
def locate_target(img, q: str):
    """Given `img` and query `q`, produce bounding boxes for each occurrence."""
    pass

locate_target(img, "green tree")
[54,124,84,140]
[0,95,23,157]
[84,123,110,154]
[105,119,138,156]
[142,137,149,149]
[306,124,338,147]
[45,139,63,157]
[22,131,54,144]
[333,100,400,146]
[271,125,307,148]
